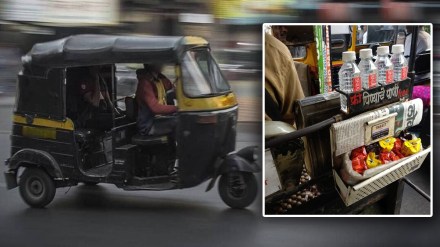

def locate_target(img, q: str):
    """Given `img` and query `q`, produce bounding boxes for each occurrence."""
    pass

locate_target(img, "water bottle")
[375,46,394,85]
[338,51,361,112]
[358,48,378,89]
[391,44,408,81]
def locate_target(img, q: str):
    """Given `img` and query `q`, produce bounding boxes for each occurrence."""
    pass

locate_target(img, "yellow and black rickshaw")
[4,34,260,209]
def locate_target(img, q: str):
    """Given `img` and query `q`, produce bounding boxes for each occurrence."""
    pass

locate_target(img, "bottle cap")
[342,51,356,62]
[392,44,404,54]
[377,46,390,56]
[360,49,373,59]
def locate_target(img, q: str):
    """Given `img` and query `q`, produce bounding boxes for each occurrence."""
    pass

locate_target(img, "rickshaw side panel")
[176,107,237,188]
[8,69,78,185]
[10,125,77,174]
[16,69,65,120]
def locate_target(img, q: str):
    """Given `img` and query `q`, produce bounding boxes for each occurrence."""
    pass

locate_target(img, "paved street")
[0,75,266,246]
[0,102,266,247]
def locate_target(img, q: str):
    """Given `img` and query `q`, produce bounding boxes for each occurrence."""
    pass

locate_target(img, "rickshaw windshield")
[181,48,230,97]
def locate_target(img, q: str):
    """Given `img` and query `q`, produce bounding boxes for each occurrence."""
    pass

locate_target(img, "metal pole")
[402,177,431,202]
[328,25,334,88]
[407,26,418,98]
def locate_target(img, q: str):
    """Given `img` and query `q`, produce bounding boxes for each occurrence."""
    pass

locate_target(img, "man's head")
[144,63,163,75]
[271,26,288,43]
[136,68,148,80]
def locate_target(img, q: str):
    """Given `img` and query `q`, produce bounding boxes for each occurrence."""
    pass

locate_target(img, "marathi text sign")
[339,78,411,115]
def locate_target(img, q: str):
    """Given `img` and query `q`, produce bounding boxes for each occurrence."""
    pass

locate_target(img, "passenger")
[362,25,368,44]
[76,66,113,128]
[135,64,177,136]
[404,26,431,56]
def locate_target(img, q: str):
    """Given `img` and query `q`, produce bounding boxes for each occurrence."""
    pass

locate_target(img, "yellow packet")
[401,138,422,156]
[366,152,382,169]
[379,137,396,152]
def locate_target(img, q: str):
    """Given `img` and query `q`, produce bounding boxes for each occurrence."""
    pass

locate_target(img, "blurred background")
[0,0,440,246]
[1,0,440,118]
[0,0,267,122]
[1,1,440,102]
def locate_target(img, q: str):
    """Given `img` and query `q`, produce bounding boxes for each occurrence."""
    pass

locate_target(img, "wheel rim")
[27,176,44,198]
[227,174,247,199]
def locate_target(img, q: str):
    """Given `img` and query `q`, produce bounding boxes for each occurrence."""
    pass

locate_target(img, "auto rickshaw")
[3,34,260,209]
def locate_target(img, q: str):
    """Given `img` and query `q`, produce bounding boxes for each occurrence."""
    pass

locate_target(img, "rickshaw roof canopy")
[23,34,209,68]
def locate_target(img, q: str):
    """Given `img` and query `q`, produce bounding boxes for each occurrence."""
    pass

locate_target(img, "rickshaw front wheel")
[218,172,258,209]
[19,167,56,208]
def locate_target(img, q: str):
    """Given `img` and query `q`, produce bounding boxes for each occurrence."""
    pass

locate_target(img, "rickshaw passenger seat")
[131,134,168,146]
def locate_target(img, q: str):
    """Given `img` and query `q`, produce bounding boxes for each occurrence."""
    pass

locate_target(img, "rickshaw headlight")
[252,147,259,161]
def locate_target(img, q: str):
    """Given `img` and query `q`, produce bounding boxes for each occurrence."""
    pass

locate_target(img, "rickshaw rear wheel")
[19,167,56,208]
[218,172,257,209]
[83,182,99,186]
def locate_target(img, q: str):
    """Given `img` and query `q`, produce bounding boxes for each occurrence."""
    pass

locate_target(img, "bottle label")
[368,73,377,88]
[386,69,393,84]
[352,76,361,92]
[401,66,408,80]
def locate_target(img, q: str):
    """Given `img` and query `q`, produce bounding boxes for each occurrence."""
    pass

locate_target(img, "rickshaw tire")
[218,172,258,209]
[19,167,56,208]
[83,182,99,186]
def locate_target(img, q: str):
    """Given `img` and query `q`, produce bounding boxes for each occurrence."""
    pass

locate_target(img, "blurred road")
[230,80,262,122]
[0,101,265,247]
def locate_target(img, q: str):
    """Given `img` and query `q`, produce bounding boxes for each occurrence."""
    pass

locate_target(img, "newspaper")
[331,98,423,156]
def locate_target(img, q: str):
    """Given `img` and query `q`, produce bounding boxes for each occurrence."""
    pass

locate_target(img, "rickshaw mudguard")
[205,146,261,192]
[5,148,63,189]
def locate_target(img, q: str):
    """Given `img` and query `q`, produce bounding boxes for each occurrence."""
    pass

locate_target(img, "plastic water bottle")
[338,51,361,112]
[375,46,394,85]
[358,48,378,89]
[391,44,408,81]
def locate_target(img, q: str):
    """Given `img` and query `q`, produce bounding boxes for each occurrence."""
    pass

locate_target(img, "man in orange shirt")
[135,64,177,136]
[265,27,305,125]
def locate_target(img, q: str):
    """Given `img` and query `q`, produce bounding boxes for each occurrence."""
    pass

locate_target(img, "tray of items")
[330,98,430,206]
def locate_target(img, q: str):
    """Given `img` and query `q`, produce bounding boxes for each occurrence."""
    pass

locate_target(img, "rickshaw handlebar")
[265,115,343,149]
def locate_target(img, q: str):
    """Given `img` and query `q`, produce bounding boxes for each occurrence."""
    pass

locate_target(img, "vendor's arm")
[142,79,177,114]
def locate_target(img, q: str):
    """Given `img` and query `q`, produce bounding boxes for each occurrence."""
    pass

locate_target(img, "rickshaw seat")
[131,134,168,146]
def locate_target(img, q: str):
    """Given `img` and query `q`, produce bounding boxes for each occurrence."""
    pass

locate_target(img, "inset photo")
[263,24,432,216]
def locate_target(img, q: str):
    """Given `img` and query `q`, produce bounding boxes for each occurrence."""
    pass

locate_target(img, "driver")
[135,64,177,136]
